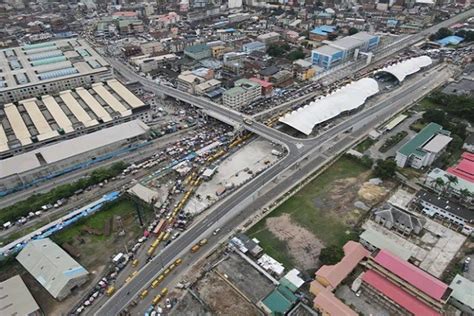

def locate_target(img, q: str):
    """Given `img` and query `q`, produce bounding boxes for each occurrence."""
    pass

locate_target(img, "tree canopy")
[373,159,397,180]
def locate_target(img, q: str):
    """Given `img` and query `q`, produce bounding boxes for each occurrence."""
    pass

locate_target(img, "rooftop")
[0,120,149,179]
[16,238,89,299]
[422,134,452,153]
[397,122,445,158]
[0,275,40,315]
[312,45,343,56]
[360,228,413,261]
[373,249,449,301]
[362,270,441,316]
[328,36,365,50]
[416,190,473,221]
[313,290,357,316]
[259,65,280,77]
[447,152,474,183]
[428,168,474,194]
[310,25,337,36]
[261,285,298,315]
[223,86,245,97]
[449,274,474,310]
[249,77,273,88]
[184,44,210,54]
[437,35,464,47]
[0,39,109,93]
[315,241,369,289]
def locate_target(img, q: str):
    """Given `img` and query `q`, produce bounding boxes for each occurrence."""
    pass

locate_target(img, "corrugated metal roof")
[363,270,441,316]
[373,250,448,300]
[16,238,88,299]
[397,122,443,157]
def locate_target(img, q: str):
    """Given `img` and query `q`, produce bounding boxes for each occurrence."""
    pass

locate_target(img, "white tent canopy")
[376,55,432,83]
[279,78,379,135]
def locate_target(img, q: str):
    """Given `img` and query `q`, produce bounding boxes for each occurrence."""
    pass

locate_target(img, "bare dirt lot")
[216,252,275,303]
[170,290,212,316]
[248,156,394,271]
[265,214,324,271]
[195,271,260,316]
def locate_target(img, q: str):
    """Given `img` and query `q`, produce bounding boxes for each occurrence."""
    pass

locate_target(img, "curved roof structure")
[376,56,432,83]
[279,78,379,135]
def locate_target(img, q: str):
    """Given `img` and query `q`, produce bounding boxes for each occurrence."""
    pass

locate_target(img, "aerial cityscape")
[0,0,473,315]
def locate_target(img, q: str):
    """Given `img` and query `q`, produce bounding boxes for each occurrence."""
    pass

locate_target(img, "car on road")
[243,118,253,125]
[140,290,149,299]
[213,228,221,235]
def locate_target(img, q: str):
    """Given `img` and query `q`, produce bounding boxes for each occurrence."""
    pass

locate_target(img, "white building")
[0,275,41,315]
[222,78,261,108]
[395,123,452,169]
[0,39,112,103]
[416,190,473,235]
[0,79,150,158]
[16,238,89,300]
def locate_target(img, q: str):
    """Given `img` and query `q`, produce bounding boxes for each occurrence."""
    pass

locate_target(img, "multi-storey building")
[395,123,452,169]
[0,39,112,104]
[222,78,261,108]
[415,190,473,235]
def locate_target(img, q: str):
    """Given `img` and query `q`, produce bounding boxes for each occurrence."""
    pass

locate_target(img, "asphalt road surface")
[95,60,451,315]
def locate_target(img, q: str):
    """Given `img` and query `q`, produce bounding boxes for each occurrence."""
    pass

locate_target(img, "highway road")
[94,9,471,314]
[96,55,452,315]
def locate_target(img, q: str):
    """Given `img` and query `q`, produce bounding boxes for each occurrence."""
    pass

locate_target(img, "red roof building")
[313,289,357,316]
[363,250,451,314]
[249,77,273,96]
[362,270,441,316]
[113,11,138,18]
[447,152,474,183]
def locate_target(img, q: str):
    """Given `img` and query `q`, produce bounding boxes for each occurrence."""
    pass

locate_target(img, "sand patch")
[358,182,389,205]
[266,214,324,271]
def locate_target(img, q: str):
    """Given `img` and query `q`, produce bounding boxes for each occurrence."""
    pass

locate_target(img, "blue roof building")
[437,35,464,47]
[311,25,336,35]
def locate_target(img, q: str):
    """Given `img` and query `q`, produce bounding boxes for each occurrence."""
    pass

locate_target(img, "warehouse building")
[0,275,41,316]
[0,79,149,158]
[0,39,112,103]
[0,119,150,196]
[17,238,89,300]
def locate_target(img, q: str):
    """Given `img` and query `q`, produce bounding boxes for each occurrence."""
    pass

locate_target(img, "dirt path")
[266,214,324,271]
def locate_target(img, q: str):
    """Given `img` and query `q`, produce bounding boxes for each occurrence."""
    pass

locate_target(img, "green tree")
[422,109,446,126]
[319,245,344,265]
[267,44,286,57]
[429,27,453,41]
[287,48,305,61]
[459,189,472,202]
[445,175,459,194]
[434,177,445,191]
[348,27,359,35]
[373,159,397,180]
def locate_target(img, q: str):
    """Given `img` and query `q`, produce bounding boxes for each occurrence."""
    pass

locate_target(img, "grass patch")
[53,198,141,245]
[248,223,297,268]
[248,156,369,267]
[414,97,437,111]
[354,138,375,153]
[409,120,427,132]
